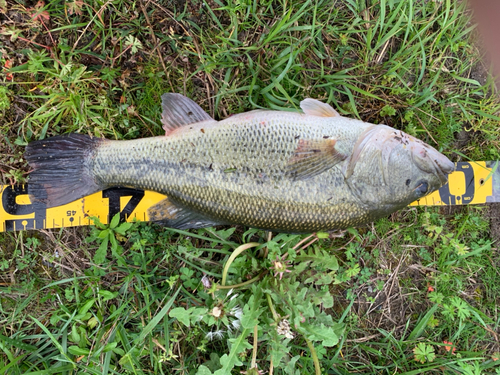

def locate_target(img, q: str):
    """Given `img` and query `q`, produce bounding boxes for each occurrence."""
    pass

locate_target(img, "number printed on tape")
[0,186,167,232]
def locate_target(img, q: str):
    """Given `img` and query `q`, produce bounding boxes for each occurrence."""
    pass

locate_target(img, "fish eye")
[414,181,429,196]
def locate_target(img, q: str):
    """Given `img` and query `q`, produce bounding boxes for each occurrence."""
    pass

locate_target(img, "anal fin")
[286,138,347,180]
[148,197,225,230]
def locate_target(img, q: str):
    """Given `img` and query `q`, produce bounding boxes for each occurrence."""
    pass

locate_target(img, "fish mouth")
[411,143,454,186]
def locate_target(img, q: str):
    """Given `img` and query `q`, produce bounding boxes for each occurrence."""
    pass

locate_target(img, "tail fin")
[25,133,104,207]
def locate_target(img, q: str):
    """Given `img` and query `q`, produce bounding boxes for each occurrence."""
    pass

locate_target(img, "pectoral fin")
[148,197,225,229]
[161,93,214,135]
[287,138,347,180]
[300,98,340,117]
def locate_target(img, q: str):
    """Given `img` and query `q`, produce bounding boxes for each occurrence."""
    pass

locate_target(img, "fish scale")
[24,94,455,233]
[90,113,386,231]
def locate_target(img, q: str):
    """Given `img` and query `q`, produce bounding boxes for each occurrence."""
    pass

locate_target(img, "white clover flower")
[277,319,294,340]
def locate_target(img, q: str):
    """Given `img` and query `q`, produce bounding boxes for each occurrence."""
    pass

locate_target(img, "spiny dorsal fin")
[286,138,347,180]
[300,98,340,117]
[161,93,214,135]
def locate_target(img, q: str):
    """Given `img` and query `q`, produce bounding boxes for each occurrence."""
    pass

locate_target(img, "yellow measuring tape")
[1,161,498,232]
[410,161,497,206]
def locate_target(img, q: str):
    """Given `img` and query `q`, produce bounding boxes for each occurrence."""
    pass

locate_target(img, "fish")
[24,93,455,233]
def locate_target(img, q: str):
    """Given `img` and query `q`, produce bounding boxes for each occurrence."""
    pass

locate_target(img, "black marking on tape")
[439,162,475,205]
[102,187,145,223]
[2,185,46,231]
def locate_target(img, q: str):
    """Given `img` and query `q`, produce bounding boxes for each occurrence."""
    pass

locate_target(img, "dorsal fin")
[161,93,214,135]
[286,138,347,180]
[300,98,340,117]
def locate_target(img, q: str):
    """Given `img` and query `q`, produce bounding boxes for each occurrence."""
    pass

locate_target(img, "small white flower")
[205,329,225,341]
[277,319,294,340]
[231,306,243,319]
[231,319,241,330]
[214,329,225,339]
[226,289,239,301]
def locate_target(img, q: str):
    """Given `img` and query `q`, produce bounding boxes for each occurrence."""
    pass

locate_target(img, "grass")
[1,0,500,373]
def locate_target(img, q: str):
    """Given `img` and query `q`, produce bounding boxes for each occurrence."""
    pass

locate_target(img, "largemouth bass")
[25,93,454,233]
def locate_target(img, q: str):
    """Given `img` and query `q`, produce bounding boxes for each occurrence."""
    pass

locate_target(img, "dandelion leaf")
[295,248,339,271]
[195,366,213,375]
[240,286,264,329]
[214,328,253,375]
[299,323,340,347]
[284,355,301,375]
[270,329,290,367]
